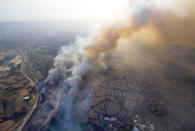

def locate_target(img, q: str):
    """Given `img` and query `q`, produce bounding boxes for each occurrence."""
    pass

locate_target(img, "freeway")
[17,50,39,131]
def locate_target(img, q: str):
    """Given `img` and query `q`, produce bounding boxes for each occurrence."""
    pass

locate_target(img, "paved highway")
[17,50,39,131]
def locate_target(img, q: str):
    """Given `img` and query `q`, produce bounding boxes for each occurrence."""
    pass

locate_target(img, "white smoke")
[44,36,93,131]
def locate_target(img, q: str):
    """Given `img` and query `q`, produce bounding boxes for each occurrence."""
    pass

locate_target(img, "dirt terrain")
[0,53,37,130]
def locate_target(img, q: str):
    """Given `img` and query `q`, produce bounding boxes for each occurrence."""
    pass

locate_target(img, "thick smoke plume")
[44,0,195,130]
[44,42,92,131]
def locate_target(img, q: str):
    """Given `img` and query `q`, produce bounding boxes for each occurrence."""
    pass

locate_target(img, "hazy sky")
[0,0,193,23]
[0,0,128,23]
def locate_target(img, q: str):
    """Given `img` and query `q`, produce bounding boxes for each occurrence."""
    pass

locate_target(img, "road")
[16,50,39,131]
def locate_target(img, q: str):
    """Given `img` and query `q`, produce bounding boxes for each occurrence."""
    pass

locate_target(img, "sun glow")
[70,0,129,22]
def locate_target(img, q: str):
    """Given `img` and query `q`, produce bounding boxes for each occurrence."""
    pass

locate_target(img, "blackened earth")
[24,57,195,131]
